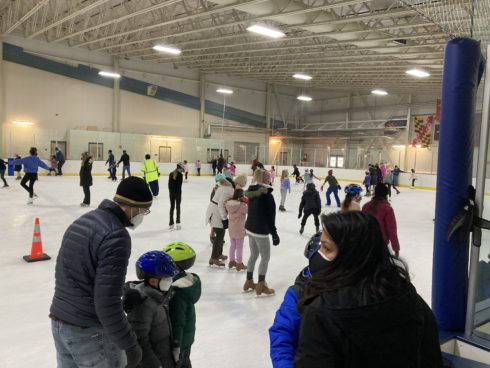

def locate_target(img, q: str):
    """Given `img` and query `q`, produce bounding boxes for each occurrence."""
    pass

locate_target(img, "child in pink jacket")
[225,188,248,271]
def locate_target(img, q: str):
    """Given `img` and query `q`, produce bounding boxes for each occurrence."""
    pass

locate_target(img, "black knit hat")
[114,177,153,208]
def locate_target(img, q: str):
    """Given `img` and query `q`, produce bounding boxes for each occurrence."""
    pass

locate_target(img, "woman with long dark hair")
[79,152,93,207]
[168,163,184,229]
[362,183,400,258]
[295,212,443,368]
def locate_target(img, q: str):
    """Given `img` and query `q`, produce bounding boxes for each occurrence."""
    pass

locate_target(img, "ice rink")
[0,174,437,368]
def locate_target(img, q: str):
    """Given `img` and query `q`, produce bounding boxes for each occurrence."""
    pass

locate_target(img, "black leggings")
[0,170,7,186]
[82,185,91,205]
[211,227,226,259]
[169,192,181,225]
[301,210,320,227]
[21,173,37,197]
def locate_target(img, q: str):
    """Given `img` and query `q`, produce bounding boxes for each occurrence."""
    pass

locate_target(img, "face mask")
[128,209,145,230]
[159,278,173,291]
[309,251,332,274]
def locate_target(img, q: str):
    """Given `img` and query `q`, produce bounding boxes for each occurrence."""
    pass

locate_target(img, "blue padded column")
[433,38,484,332]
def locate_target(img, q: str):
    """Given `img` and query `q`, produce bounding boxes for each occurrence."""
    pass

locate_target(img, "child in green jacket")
[163,242,202,368]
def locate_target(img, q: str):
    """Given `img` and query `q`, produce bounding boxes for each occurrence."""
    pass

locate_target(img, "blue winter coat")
[269,267,310,368]
[50,199,138,350]
[14,155,49,173]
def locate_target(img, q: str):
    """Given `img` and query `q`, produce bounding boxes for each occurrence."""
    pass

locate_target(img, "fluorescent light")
[297,95,312,101]
[371,89,388,96]
[293,73,312,81]
[406,68,430,78]
[98,71,121,78]
[217,88,233,94]
[246,25,285,39]
[152,45,182,55]
[13,121,34,125]
[152,137,181,141]
[392,145,405,149]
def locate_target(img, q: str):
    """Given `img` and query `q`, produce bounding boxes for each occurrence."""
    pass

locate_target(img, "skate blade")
[255,293,275,298]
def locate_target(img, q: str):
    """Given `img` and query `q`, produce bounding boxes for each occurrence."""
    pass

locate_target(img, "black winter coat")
[50,200,137,350]
[123,282,175,368]
[299,187,321,214]
[168,171,183,194]
[118,153,130,166]
[79,158,93,187]
[295,283,443,368]
[245,185,277,236]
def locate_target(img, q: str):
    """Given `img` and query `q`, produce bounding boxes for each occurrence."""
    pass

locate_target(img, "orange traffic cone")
[23,217,51,263]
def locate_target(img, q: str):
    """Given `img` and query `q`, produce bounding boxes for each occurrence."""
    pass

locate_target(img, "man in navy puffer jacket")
[50,177,153,368]
[269,233,330,368]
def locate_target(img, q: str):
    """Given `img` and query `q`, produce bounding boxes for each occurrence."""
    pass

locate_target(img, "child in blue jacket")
[269,232,331,368]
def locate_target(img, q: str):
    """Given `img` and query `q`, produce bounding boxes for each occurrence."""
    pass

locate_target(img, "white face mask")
[128,209,145,230]
[159,278,173,291]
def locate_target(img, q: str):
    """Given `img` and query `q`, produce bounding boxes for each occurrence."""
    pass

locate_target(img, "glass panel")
[88,143,103,161]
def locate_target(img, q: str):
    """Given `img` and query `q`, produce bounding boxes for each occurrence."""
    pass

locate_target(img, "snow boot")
[243,279,257,292]
[209,258,225,267]
[256,282,275,296]
[228,261,236,269]
[235,263,247,272]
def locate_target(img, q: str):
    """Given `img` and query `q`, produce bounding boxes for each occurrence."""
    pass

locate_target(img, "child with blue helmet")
[269,232,332,368]
[341,184,363,213]
[123,250,179,368]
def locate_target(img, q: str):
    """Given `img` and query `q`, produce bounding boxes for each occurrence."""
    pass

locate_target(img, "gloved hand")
[173,347,181,364]
[222,219,229,229]
[298,212,302,219]
[320,185,324,192]
[338,185,342,190]
[125,344,142,368]
[272,234,280,246]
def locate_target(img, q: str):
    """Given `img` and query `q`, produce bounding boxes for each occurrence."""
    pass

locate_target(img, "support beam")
[112,57,120,133]
[265,83,272,164]
[0,38,4,155]
[199,71,206,138]
[404,94,412,171]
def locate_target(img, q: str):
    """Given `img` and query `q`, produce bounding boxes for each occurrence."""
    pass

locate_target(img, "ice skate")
[176,223,181,230]
[27,198,33,205]
[255,281,275,296]
[169,224,174,230]
[2,184,8,188]
[235,263,247,272]
[33,193,38,199]
[208,258,225,267]
[218,254,228,261]
[228,261,236,269]
[243,279,256,292]
[299,225,304,234]
[80,203,89,207]
[278,205,285,212]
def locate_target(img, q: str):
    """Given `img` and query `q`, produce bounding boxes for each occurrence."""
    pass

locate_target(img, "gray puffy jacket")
[124,282,175,368]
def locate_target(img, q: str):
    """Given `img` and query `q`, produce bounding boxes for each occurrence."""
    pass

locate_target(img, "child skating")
[363,171,371,196]
[410,169,417,189]
[225,188,248,271]
[270,166,276,185]
[279,169,291,212]
[298,183,321,234]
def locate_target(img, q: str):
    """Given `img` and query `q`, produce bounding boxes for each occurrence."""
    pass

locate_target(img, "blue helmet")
[304,232,321,259]
[136,251,178,280]
[344,183,363,195]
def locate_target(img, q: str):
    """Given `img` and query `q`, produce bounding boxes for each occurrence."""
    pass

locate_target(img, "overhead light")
[297,95,312,101]
[371,89,388,96]
[217,88,233,94]
[406,68,430,78]
[293,73,312,81]
[392,145,405,148]
[152,45,182,55]
[98,71,121,78]
[246,25,285,39]
[152,137,181,141]
[13,121,34,125]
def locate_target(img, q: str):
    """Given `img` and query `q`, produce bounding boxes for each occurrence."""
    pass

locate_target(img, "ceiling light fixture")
[371,89,388,96]
[98,71,121,78]
[13,121,34,125]
[152,45,182,55]
[246,25,285,39]
[293,73,312,81]
[217,88,233,94]
[405,68,430,78]
[297,95,312,101]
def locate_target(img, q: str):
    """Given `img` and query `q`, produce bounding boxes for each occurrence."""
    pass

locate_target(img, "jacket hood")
[172,273,201,304]
[247,184,273,198]
[226,199,245,214]
[313,284,423,357]
[303,188,318,197]
[123,281,173,312]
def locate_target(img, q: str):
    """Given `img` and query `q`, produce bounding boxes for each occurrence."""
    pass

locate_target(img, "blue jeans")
[51,319,125,368]
[326,186,341,207]
[122,165,131,179]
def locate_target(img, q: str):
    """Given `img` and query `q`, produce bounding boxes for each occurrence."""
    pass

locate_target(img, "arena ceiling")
[0,0,486,95]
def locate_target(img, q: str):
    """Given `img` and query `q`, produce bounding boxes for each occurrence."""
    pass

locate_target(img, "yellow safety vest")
[141,159,159,182]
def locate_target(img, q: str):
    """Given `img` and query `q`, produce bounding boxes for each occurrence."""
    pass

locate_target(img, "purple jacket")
[362,200,400,252]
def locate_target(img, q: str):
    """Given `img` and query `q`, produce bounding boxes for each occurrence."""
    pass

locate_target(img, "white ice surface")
[0,175,436,367]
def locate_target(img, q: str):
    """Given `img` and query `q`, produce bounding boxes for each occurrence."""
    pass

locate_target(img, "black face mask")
[309,252,332,274]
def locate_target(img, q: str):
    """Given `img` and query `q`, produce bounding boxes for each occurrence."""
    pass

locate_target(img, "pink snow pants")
[229,238,244,263]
